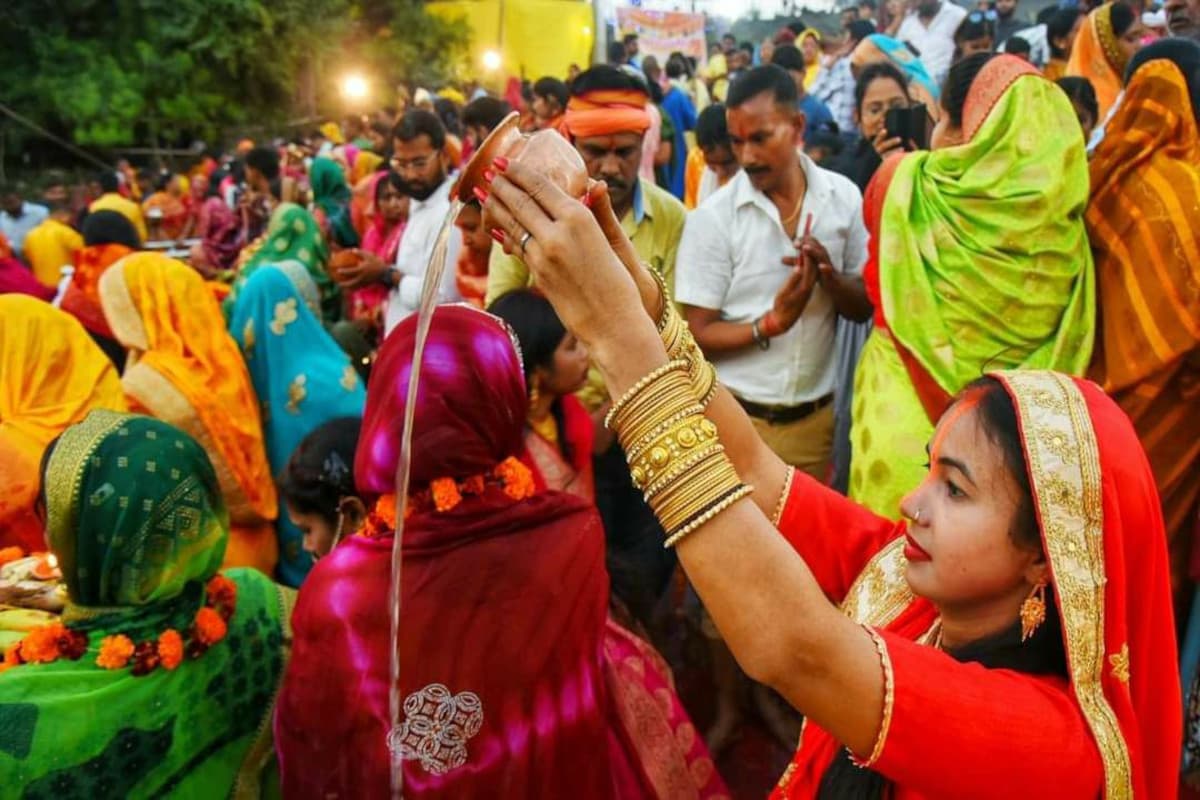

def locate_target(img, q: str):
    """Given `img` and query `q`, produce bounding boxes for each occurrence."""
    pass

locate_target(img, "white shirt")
[0,201,48,257]
[384,176,463,334]
[896,2,968,87]
[675,154,869,405]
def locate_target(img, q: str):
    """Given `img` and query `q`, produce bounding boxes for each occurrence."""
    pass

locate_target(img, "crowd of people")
[0,0,1199,795]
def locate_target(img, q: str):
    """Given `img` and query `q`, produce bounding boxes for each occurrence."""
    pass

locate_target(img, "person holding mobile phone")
[829,61,914,192]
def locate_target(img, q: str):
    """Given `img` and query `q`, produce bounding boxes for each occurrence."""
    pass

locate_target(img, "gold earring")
[1020,582,1047,642]
[529,378,541,410]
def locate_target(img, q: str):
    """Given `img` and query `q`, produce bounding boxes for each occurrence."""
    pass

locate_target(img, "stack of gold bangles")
[603,270,751,548]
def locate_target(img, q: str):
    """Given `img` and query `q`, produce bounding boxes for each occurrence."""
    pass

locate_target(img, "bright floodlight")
[341,74,369,100]
[482,50,502,71]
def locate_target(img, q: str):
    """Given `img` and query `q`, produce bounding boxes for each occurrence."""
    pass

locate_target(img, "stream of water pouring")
[387,198,465,798]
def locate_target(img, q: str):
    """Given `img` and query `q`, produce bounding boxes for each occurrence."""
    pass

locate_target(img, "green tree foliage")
[0,0,468,148]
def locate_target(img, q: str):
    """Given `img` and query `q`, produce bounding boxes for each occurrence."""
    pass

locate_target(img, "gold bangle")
[604,359,689,431]
[641,440,725,499]
[649,266,671,331]
[614,378,697,448]
[629,416,720,491]
[772,467,796,527]
[624,404,706,465]
[648,446,744,530]
[662,483,753,548]
[659,299,719,410]
[852,626,895,768]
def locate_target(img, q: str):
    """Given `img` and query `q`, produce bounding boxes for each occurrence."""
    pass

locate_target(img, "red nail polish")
[483,168,496,184]
[489,228,506,244]
[581,191,593,208]
[493,156,510,171]
[472,186,489,204]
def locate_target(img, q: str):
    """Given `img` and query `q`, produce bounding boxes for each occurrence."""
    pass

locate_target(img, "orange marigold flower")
[430,478,463,512]
[194,607,227,646]
[206,574,237,610]
[375,493,398,526]
[158,629,184,670]
[460,475,486,496]
[495,457,536,501]
[19,623,65,664]
[0,546,25,568]
[96,634,135,669]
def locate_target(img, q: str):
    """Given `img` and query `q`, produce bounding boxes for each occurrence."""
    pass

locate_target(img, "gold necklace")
[780,194,804,227]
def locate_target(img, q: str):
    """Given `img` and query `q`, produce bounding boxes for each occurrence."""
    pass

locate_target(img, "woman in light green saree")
[0,411,292,799]
[848,53,1095,517]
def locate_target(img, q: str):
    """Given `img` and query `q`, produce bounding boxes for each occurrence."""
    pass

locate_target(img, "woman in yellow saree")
[1086,40,1200,598]
[1066,2,1145,121]
[98,252,279,574]
[848,54,1095,518]
[0,297,127,552]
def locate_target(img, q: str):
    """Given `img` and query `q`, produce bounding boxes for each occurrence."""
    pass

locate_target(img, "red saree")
[275,306,727,799]
[522,393,596,502]
[771,371,1180,799]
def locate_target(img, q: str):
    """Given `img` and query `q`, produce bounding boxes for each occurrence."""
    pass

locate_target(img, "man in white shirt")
[0,188,48,258]
[896,0,968,86]
[381,110,462,333]
[676,65,871,479]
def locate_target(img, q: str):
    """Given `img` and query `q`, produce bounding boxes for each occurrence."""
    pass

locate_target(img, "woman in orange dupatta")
[97,252,279,574]
[1087,39,1200,603]
[58,210,141,341]
[1066,2,1145,120]
[0,296,127,552]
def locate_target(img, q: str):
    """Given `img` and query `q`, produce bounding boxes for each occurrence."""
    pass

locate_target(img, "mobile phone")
[884,103,931,151]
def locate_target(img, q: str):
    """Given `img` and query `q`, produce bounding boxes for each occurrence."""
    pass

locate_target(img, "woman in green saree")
[225,203,342,324]
[0,410,292,799]
[848,53,1095,517]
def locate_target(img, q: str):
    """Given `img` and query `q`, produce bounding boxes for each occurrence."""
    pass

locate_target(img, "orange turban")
[561,89,652,139]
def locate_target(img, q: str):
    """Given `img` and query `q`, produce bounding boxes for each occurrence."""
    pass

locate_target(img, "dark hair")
[1110,1,1135,36]
[728,64,799,109]
[571,64,648,99]
[487,290,575,459]
[207,169,228,199]
[1056,76,1099,121]
[96,170,120,194]
[942,52,996,126]
[739,41,756,56]
[960,377,1039,551]
[771,43,807,73]
[154,172,172,193]
[848,19,878,44]
[695,103,730,149]
[786,21,807,35]
[81,209,141,249]
[462,96,513,133]
[433,97,463,137]
[665,54,688,79]
[369,120,391,138]
[859,0,878,10]
[532,76,570,109]
[623,32,638,45]
[279,416,363,524]
[1046,8,1082,58]
[954,14,995,45]
[805,121,844,160]
[245,146,280,181]
[854,60,911,112]
[1005,35,1032,57]
[608,40,628,64]
[392,109,447,150]
[374,169,405,202]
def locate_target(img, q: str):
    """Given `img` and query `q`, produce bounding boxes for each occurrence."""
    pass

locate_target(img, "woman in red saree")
[478,148,1182,799]
[489,288,596,500]
[274,305,728,799]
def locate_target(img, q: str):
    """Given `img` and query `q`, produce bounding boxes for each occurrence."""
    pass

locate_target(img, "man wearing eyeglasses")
[895,0,967,85]
[380,110,462,333]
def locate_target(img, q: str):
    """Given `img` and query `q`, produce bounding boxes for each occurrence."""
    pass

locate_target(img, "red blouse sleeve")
[774,468,903,605]
[867,631,1104,799]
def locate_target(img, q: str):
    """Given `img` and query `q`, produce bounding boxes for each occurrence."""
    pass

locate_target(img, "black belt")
[734,393,833,425]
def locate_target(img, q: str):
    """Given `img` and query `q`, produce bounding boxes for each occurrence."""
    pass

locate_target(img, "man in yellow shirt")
[22,201,83,288]
[88,170,148,243]
[484,65,686,631]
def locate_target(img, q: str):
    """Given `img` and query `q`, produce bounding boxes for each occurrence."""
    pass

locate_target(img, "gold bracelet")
[610,368,695,448]
[657,289,719,409]
[604,359,689,431]
[852,626,895,768]
[625,403,709,472]
[649,446,746,531]
[641,439,724,499]
[628,415,720,491]
[663,483,754,548]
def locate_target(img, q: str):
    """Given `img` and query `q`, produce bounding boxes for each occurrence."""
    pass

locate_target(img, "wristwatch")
[751,317,771,351]
[382,267,401,290]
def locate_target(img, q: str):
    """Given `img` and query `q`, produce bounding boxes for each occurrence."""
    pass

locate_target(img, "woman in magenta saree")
[274,304,727,799]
